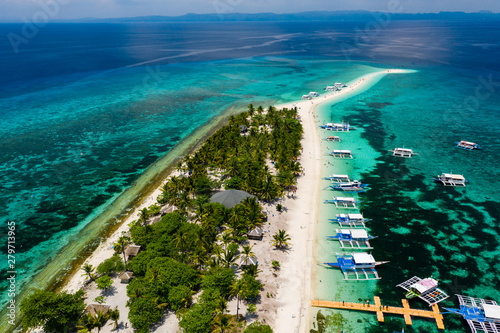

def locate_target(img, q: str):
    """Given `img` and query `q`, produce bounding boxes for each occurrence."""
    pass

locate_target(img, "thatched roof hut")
[118,271,135,284]
[210,190,255,209]
[247,227,263,240]
[240,256,257,267]
[85,304,110,317]
[125,245,141,261]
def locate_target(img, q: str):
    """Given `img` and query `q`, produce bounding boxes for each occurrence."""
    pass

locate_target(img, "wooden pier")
[312,296,445,330]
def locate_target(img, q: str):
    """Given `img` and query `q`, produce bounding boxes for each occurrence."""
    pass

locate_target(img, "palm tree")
[212,314,234,333]
[76,313,95,333]
[148,266,163,295]
[81,263,95,281]
[219,232,232,250]
[242,264,262,278]
[174,230,189,260]
[114,236,131,265]
[92,310,109,333]
[108,307,119,331]
[231,278,246,320]
[272,229,291,249]
[138,207,149,226]
[240,245,256,266]
[129,286,147,314]
[222,248,239,268]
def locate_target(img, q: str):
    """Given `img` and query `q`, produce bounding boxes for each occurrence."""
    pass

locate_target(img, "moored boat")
[324,174,350,182]
[324,197,360,208]
[397,276,449,306]
[456,140,481,150]
[434,173,468,187]
[443,295,500,333]
[325,252,388,280]
[319,122,355,131]
[331,150,353,158]
[331,213,370,228]
[330,180,368,192]
[325,136,341,142]
[390,148,418,158]
[327,229,376,249]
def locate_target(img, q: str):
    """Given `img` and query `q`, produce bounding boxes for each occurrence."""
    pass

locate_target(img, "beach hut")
[240,256,258,267]
[210,190,256,209]
[247,227,263,240]
[148,216,161,224]
[125,245,141,261]
[85,304,110,317]
[118,271,135,284]
[159,205,177,215]
[239,125,248,133]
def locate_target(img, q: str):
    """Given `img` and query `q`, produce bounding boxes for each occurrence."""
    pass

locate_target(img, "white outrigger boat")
[330,213,370,228]
[397,276,449,306]
[331,150,353,158]
[324,174,350,183]
[301,91,320,100]
[327,229,376,250]
[324,197,360,208]
[330,180,369,193]
[325,136,341,142]
[390,148,418,158]
[319,122,355,131]
[456,140,481,150]
[325,252,388,280]
[435,173,468,187]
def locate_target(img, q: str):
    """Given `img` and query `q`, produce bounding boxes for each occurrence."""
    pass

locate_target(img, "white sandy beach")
[62,68,411,333]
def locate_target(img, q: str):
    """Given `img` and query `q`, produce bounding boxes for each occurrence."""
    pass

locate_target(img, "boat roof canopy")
[336,197,355,202]
[483,304,500,320]
[411,278,438,293]
[348,213,364,219]
[353,253,375,264]
[443,173,465,180]
[333,150,352,153]
[349,229,368,238]
[460,141,475,145]
[395,148,413,152]
[331,174,349,178]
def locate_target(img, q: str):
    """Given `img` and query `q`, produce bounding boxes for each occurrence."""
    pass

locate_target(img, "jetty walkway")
[312,296,445,330]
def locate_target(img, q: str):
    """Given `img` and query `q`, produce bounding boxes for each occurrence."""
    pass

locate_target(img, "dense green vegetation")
[20,105,301,332]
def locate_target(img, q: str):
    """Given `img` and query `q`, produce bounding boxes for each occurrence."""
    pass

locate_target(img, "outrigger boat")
[325,252,388,280]
[397,276,449,306]
[324,174,350,183]
[331,150,353,158]
[434,173,468,187]
[327,229,376,250]
[325,85,338,92]
[456,140,482,150]
[301,91,320,100]
[330,180,368,192]
[319,122,355,131]
[443,295,500,333]
[324,197,360,208]
[390,148,418,158]
[325,136,341,142]
[330,213,370,228]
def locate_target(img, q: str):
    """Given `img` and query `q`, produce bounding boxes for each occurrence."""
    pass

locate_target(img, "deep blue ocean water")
[1,20,499,331]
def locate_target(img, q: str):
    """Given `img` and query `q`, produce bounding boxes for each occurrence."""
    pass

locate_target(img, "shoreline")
[11,68,414,333]
[0,104,243,333]
[271,68,414,332]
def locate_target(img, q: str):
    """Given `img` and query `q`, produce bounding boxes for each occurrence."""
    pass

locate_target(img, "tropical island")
[19,69,410,333]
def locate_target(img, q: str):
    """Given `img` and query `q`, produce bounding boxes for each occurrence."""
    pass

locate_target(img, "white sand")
[61,68,412,333]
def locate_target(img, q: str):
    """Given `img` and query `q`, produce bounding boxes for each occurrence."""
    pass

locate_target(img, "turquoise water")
[311,67,500,332]
[0,58,390,312]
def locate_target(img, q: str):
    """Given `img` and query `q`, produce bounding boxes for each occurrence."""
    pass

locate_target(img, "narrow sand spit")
[62,69,412,333]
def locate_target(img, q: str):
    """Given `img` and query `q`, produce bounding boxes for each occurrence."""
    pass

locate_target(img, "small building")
[125,245,141,261]
[159,205,177,216]
[240,256,257,267]
[247,227,263,240]
[118,271,135,284]
[148,216,161,224]
[85,304,110,317]
[239,125,248,133]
